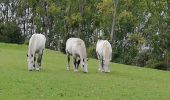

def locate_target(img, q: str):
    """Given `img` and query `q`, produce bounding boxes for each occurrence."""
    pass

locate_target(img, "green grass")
[0,43,170,100]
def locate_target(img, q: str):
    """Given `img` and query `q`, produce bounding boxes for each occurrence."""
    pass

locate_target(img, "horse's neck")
[79,48,87,59]
[28,42,36,56]
[28,47,35,56]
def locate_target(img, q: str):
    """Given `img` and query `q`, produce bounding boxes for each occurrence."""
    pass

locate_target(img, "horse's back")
[66,38,83,45]
[36,34,46,46]
[103,40,112,53]
[96,40,112,58]
[96,40,105,53]
[66,38,85,53]
[29,34,46,51]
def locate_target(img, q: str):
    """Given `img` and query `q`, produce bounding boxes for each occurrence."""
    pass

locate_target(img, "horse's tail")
[103,41,112,60]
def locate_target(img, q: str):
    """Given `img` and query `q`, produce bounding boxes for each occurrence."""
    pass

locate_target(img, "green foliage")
[48,3,60,15]
[28,0,37,7]
[36,6,45,15]
[128,33,145,48]
[146,60,168,70]
[87,44,97,58]
[65,13,82,28]
[0,22,25,44]
[124,45,138,65]
[118,10,137,31]
[97,0,114,14]
[33,16,42,33]
[134,50,150,67]
[0,0,170,70]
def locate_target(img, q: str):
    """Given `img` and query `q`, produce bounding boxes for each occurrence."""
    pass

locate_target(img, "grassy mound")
[0,43,170,100]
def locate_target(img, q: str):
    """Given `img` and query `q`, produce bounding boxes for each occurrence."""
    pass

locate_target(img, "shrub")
[134,50,149,67]
[87,44,97,59]
[146,60,168,70]
[0,22,25,44]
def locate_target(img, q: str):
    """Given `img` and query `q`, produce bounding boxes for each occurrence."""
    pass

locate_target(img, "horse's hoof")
[104,68,110,73]
[105,70,110,73]
[28,69,33,71]
[98,70,101,72]
[98,69,103,73]
[74,69,78,72]
[66,67,70,71]
[35,68,40,71]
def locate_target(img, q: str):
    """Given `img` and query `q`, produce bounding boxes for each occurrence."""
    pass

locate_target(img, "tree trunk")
[6,3,9,22]
[78,0,85,38]
[110,0,118,46]
[110,14,116,44]
[45,7,50,47]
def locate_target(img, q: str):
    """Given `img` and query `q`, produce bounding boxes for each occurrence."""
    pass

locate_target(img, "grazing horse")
[27,34,46,71]
[65,38,88,73]
[96,40,112,73]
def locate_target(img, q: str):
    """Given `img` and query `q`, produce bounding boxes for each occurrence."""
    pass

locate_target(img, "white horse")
[65,38,88,73]
[27,34,46,71]
[96,40,112,73]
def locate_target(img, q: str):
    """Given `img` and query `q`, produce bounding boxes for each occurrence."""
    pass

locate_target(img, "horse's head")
[103,59,111,73]
[81,58,88,73]
[27,54,34,71]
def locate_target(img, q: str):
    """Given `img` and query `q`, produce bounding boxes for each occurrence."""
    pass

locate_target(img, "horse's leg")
[107,65,110,73]
[33,56,36,69]
[101,58,104,72]
[33,54,36,69]
[97,52,100,72]
[77,59,81,69]
[98,59,104,72]
[99,56,104,72]
[73,57,78,72]
[67,54,70,70]
[97,53,102,72]
[37,50,43,71]
[98,59,101,72]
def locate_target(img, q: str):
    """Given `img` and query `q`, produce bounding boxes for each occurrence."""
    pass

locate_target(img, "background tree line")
[0,0,169,70]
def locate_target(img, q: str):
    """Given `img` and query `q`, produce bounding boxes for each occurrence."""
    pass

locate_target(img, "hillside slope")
[0,43,170,100]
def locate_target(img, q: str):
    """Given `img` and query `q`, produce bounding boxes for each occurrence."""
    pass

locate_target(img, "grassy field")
[0,43,170,100]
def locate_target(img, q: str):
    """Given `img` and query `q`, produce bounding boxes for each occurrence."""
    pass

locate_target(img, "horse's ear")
[27,54,28,57]
[83,58,84,62]
[31,54,33,57]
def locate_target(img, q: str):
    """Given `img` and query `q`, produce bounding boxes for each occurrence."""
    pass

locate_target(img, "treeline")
[0,0,170,70]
